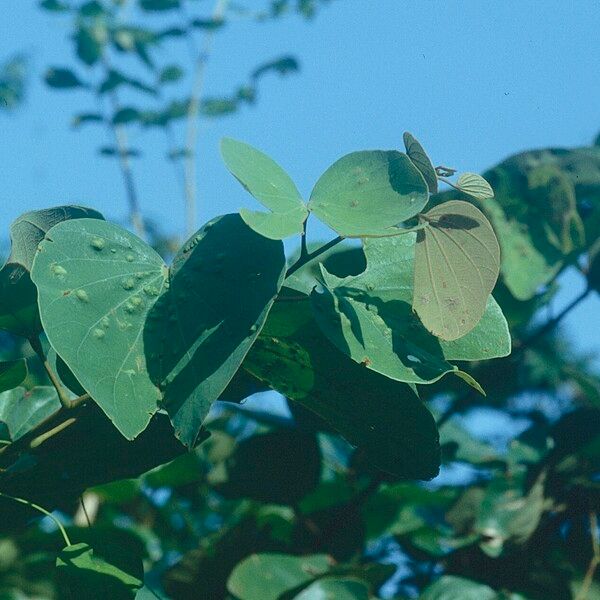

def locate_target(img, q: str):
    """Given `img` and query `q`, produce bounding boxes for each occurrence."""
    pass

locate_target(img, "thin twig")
[285,236,344,278]
[183,0,230,236]
[576,512,599,600]
[29,417,77,449]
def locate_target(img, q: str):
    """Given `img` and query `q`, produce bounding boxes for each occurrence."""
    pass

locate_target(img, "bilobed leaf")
[44,67,85,89]
[308,151,429,237]
[311,233,510,386]
[294,578,369,600]
[32,215,285,444]
[56,542,143,599]
[243,300,440,479]
[403,131,438,194]
[0,386,61,442]
[0,359,27,394]
[227,553,330,600]
[414,200,500,341]
[456,172,494,201]
[221,137,308,239]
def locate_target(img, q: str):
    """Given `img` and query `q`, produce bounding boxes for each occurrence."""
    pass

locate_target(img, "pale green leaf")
[221,137,307,240]
[294,578,369,600]
[420,575,498,600]
[414,200,500,340]
[227,553,330,600]
[456,172,494,201]
[308,150,429,237]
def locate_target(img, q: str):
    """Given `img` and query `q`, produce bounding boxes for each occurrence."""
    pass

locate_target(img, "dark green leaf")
[40,0,71,11]
[112,107,142,124]
[99,146,141,158]
[45,67,85,89]
[403,131,438,194]
[221,137,308,240]
[99,69,155,96]
[200,97,238,116]
[190,18,225,30]
[0,386,61,442]
[56,542,143,599]
[227,553,330,600]
[243,300,440,479]
[308,151,429,237]
[0,360,28,394]
[79,1,105,17]
[588,240,600,293]
[414,200,500,340]
[74,25,104,66]
[139,0,180,11]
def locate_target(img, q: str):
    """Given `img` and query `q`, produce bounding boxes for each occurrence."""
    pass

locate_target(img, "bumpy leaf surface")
[308,150,429,237]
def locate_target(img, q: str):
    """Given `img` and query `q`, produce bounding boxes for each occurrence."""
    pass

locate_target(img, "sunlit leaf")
[414,200,500,340]
[294,578,370,599]
[308,151,429,237]
[456,172,494,201]
[221,137,308,239]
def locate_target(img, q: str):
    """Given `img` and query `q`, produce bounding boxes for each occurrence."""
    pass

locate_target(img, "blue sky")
[1,0,600,363]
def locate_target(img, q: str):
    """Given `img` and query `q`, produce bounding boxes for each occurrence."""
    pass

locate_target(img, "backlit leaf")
[456,172,494,201]
[308,151,429,237]
[403,131,438,194]
[414,200,500,340]
[221,137,308,239]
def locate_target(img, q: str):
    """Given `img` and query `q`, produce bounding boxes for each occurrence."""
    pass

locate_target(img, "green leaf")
[32,215,285,444]
[227,553,330,600]
[200,97,238,116]
[311,233,510,386]
[190,18,225,30]
[99,69,155,96]
[588,240,600,293]
[420,575,499,600]
[307,151,429,237]
[99,146,141,158]
[112,107,141,124]
[403,131,438,194]
[146,214,286,446]
[44,67,85,89]
[74,25,104,67]
[252,56,299,79]
[0,386,61,442]
[0,55,27,111]
[56,542,143,599]
[139,0,180,10]
[0,206,104,337]
[221,137,308,240]
[414,200,500,340]
[243,300,440,479]
[294,578,369,600]
[158,64,183,83]
[32,218,165,439]
[0,359,27,394]
[40,0,71,11]
[79,0,104,17]
[456,172,494,201]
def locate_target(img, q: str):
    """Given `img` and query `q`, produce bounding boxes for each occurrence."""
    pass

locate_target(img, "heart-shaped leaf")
[404,132,438,194]
[456,172,494,201]
[243,301,440,479]
[32,215,285,444]
[414,201,500,341]
[221,137,308,240]
[0,386,60,442]
[0,359,27,394]
[308,150,429,237]
[311,233,510,385]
